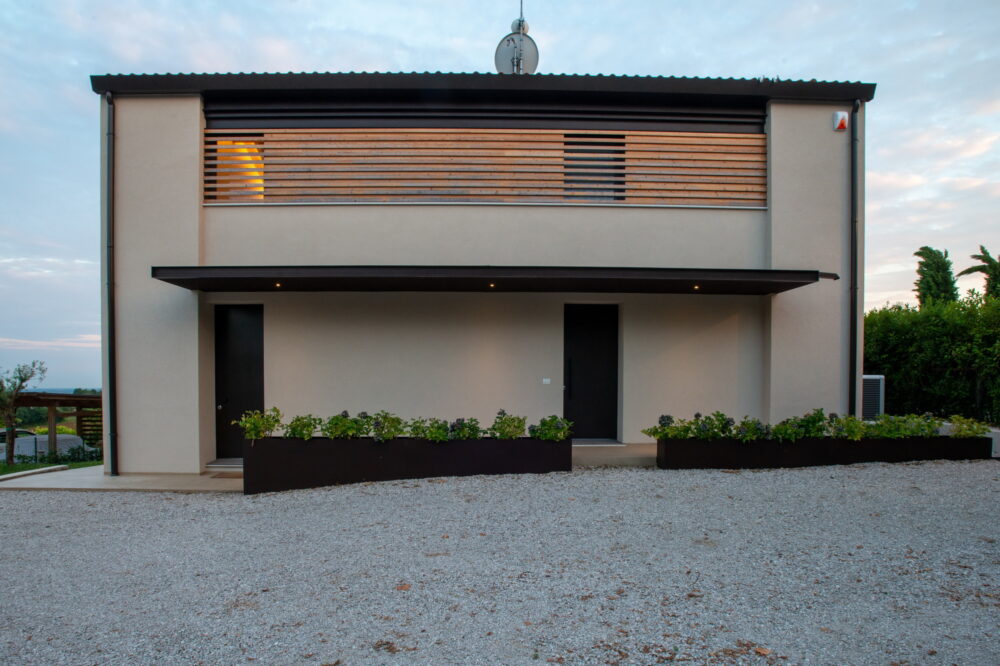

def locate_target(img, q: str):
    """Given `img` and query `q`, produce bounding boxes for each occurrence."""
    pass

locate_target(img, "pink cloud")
[0,334,101,351]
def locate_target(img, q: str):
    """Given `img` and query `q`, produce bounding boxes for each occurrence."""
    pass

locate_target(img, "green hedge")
[864,294,1000,423]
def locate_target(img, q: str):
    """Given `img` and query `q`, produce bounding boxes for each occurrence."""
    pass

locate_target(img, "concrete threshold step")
[206,458,243,471]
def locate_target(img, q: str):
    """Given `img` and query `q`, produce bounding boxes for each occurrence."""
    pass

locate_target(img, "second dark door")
[563,304,619,439]
[215,304,264,459]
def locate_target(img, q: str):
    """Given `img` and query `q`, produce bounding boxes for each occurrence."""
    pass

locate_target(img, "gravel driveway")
[1,460,998,665]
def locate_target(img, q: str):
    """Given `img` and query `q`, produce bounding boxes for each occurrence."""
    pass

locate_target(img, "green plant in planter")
[529,415,572,441]
[284,414,322,440]
[826,413,865,441]
[489,409,526,439]
[946,415,990,438]
[643,412,739,441]
[232,407,283,441]
[865,413,942,439]
[322,411,370,439]
[771,408,828,443]
[448,417,483,440]
[642,414,691,440]
[408,417,450,443]
[733,416,770,443]
[370,410,405,443]
[691,411,736,440]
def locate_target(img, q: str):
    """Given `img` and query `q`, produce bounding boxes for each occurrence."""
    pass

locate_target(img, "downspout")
[104,92,119,475]
[848,99,861,416]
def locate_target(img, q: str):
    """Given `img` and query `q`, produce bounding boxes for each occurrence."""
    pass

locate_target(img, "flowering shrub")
[369,410,406,443]
[321,411,370,439]
[488,409,527,439]
[733,416,771,443]
[644,409,989,442]
[642,412,734,440]
[528,415,573,441]
[448,417,483,440]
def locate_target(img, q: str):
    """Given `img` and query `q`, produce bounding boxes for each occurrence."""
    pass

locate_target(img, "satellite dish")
[495,3,538,74]
[495,31,538,74]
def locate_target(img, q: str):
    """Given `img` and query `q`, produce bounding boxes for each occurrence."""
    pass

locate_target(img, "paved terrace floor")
[0,444,655,493]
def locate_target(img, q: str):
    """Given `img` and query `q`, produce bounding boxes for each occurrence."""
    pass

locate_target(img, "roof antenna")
[495,0,538,74]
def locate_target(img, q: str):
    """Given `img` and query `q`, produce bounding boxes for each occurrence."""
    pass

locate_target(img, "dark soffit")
[151,265,834,295]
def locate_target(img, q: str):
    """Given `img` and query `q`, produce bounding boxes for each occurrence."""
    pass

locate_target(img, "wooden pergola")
[13,392,102,457]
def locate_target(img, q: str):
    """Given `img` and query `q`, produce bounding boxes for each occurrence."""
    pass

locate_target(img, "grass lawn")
[0,460,102,476]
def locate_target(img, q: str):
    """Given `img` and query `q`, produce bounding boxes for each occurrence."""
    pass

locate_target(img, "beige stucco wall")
[203,205,767,269]
[765,101,862,420]
[109,95,205,473]
[104,94,864,472]
[203,292,766,443]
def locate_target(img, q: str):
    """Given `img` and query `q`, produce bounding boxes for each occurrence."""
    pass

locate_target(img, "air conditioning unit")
[862,375,885,420]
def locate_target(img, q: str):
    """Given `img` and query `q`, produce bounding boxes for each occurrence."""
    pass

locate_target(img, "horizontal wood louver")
[203,128,766,207]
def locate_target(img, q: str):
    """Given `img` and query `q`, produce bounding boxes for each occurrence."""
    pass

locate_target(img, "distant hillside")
[29,388,101,394]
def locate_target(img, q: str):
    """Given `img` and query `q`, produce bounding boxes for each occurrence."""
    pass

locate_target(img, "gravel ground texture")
[1,460,998,665]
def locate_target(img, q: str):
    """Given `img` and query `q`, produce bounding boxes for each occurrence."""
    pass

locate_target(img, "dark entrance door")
[215,305,263,459]
[563,304,618,439]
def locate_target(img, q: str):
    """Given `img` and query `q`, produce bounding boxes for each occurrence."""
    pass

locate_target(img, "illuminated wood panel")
[204,128,766,207]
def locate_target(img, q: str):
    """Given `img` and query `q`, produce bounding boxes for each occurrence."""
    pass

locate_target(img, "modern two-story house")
[90,71,875,475]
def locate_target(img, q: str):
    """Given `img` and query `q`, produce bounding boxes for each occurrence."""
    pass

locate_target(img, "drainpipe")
[104,92,119,475]
[848,99,861,416]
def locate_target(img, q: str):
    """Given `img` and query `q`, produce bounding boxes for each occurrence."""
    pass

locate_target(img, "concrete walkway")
[0,464,242,493]
[572,442,655,467]
[0,443,655,493]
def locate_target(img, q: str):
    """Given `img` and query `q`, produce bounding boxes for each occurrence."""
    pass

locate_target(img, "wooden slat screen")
[204,128,766,207]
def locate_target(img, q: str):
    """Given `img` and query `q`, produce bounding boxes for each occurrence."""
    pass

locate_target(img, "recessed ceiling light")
[275,282,282,288]
[693,284,700,290]
[489,283,496,288]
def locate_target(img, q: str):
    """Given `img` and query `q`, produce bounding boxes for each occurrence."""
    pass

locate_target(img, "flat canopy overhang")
[152,266,835,295]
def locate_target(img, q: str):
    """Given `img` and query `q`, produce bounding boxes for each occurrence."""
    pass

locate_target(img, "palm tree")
[957,245,1000,298]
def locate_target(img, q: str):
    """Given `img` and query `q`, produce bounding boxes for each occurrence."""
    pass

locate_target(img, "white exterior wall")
[105,94,863,472]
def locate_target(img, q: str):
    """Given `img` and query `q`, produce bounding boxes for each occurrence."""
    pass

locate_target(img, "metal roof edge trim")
[91,72,876,102]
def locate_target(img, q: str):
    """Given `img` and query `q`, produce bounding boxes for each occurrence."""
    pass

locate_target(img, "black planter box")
[244,437,572,494]
[656,436,994,470]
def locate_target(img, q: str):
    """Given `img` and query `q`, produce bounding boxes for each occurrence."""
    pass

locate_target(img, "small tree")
[1,361,47,465]
[957,245,1000,299]
[913,246,958,307]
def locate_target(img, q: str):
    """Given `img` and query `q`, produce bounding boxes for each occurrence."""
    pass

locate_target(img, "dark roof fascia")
[151,265,831,295]
[91,72,875,103]
[15,392,102,408]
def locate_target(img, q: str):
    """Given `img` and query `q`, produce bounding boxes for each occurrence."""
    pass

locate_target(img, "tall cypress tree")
[913,246,958,307]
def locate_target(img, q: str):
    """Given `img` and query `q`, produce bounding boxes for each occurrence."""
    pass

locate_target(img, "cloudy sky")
[1,0,998,387]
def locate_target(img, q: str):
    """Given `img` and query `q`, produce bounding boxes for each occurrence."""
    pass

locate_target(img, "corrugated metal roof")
[93,70,869,84]
[90,71,876,101]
